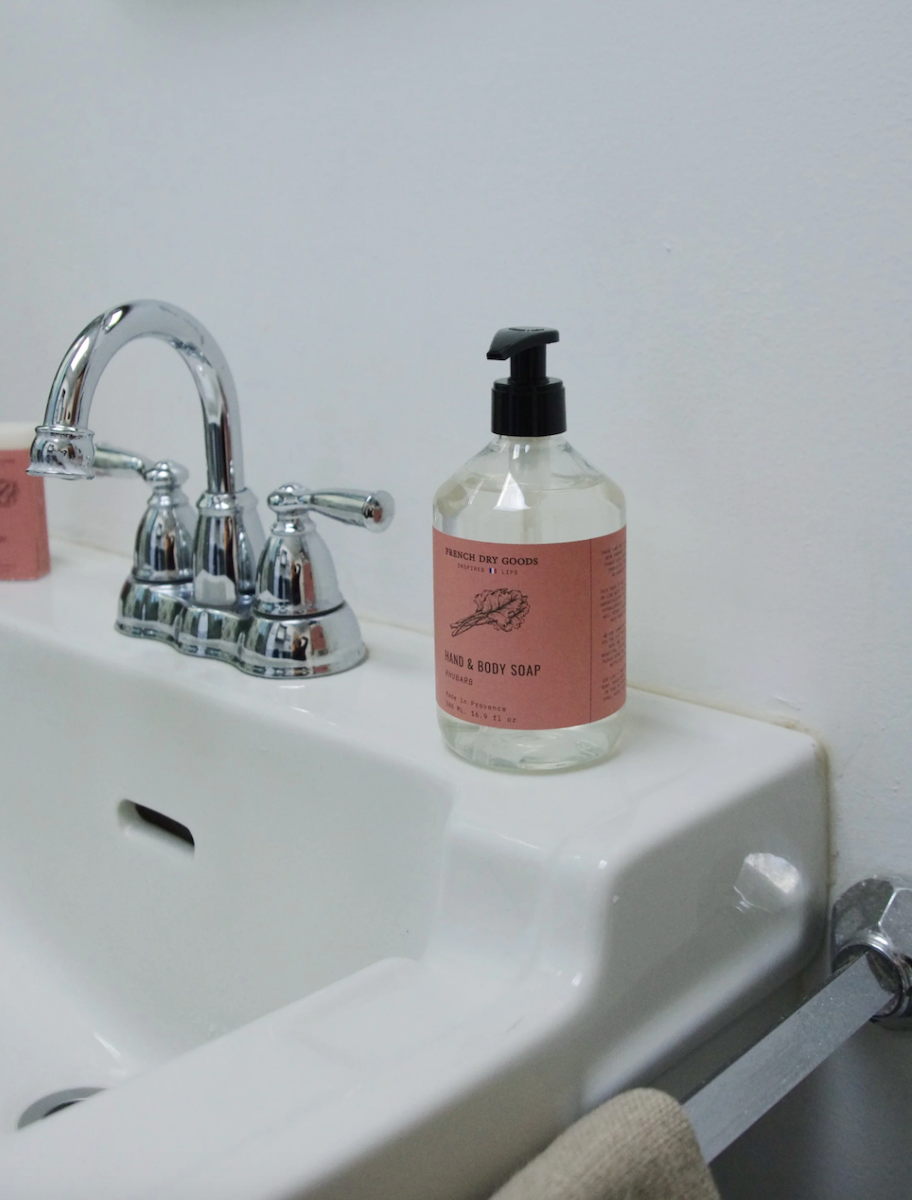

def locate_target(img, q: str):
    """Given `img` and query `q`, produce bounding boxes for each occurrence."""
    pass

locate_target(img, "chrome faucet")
[30,300,263,606]
[30,300,394,677]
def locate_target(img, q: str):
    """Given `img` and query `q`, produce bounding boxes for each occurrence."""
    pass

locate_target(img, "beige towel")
[490,1089,720,1200]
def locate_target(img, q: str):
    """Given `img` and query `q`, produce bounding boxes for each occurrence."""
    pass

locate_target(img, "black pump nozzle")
[487,326,560,380]
[487,327,565,437]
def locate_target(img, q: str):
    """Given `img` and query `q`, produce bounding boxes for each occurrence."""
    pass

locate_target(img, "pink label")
[433,527,625,730]
[0,450,49,580]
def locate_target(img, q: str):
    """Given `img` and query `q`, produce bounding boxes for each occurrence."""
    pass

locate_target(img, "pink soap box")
[0,423,49,580]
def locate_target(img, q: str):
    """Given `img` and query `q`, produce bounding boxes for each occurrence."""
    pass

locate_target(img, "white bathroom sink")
[0,542,826,1199]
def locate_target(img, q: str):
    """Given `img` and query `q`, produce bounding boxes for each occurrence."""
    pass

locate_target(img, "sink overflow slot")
[119,801,195,852]
[18,1088,105,1129]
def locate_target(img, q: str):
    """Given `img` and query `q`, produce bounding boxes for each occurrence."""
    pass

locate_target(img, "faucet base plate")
[176,600,251,661]
[117,578,193,644]
[115,576,367,678]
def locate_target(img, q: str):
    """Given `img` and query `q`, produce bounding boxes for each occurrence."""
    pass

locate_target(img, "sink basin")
[0,543,826,1199]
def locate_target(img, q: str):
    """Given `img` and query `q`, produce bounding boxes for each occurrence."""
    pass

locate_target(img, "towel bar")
[682,878,912,1162]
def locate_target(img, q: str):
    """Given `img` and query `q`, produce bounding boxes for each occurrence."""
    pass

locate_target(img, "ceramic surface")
[0,543,826,1199]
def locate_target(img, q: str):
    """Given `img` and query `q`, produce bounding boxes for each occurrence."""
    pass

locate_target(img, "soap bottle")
[432,327,626,771]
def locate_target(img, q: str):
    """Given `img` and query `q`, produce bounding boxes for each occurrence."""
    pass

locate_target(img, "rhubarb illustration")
[450,588,529,637]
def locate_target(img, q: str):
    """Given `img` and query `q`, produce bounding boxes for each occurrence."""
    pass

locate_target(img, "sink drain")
[18,1088,104,1129]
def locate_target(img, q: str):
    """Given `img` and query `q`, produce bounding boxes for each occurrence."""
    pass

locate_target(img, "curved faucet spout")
[30,300,265,607]
[30,300,244,494]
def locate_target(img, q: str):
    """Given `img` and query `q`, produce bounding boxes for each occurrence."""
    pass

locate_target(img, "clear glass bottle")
[432,328,626,772]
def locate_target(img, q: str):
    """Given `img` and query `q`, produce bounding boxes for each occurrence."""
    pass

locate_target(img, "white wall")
[3,2,911,1195]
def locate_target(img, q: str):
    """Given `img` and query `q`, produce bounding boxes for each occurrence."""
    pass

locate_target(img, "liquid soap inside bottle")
[432,328,626,772]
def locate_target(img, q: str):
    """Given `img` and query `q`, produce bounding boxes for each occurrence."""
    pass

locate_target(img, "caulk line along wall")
[2,3,911,1197]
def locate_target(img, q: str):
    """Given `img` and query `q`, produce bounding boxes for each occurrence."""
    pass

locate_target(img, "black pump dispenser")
[488,327,566,437]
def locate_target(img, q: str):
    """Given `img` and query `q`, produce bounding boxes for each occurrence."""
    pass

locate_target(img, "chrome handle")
[91,444,152,478]
[87,443,195,586]
[266,484,394,533]
[92,444,188,493]
[307,489,394,532]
